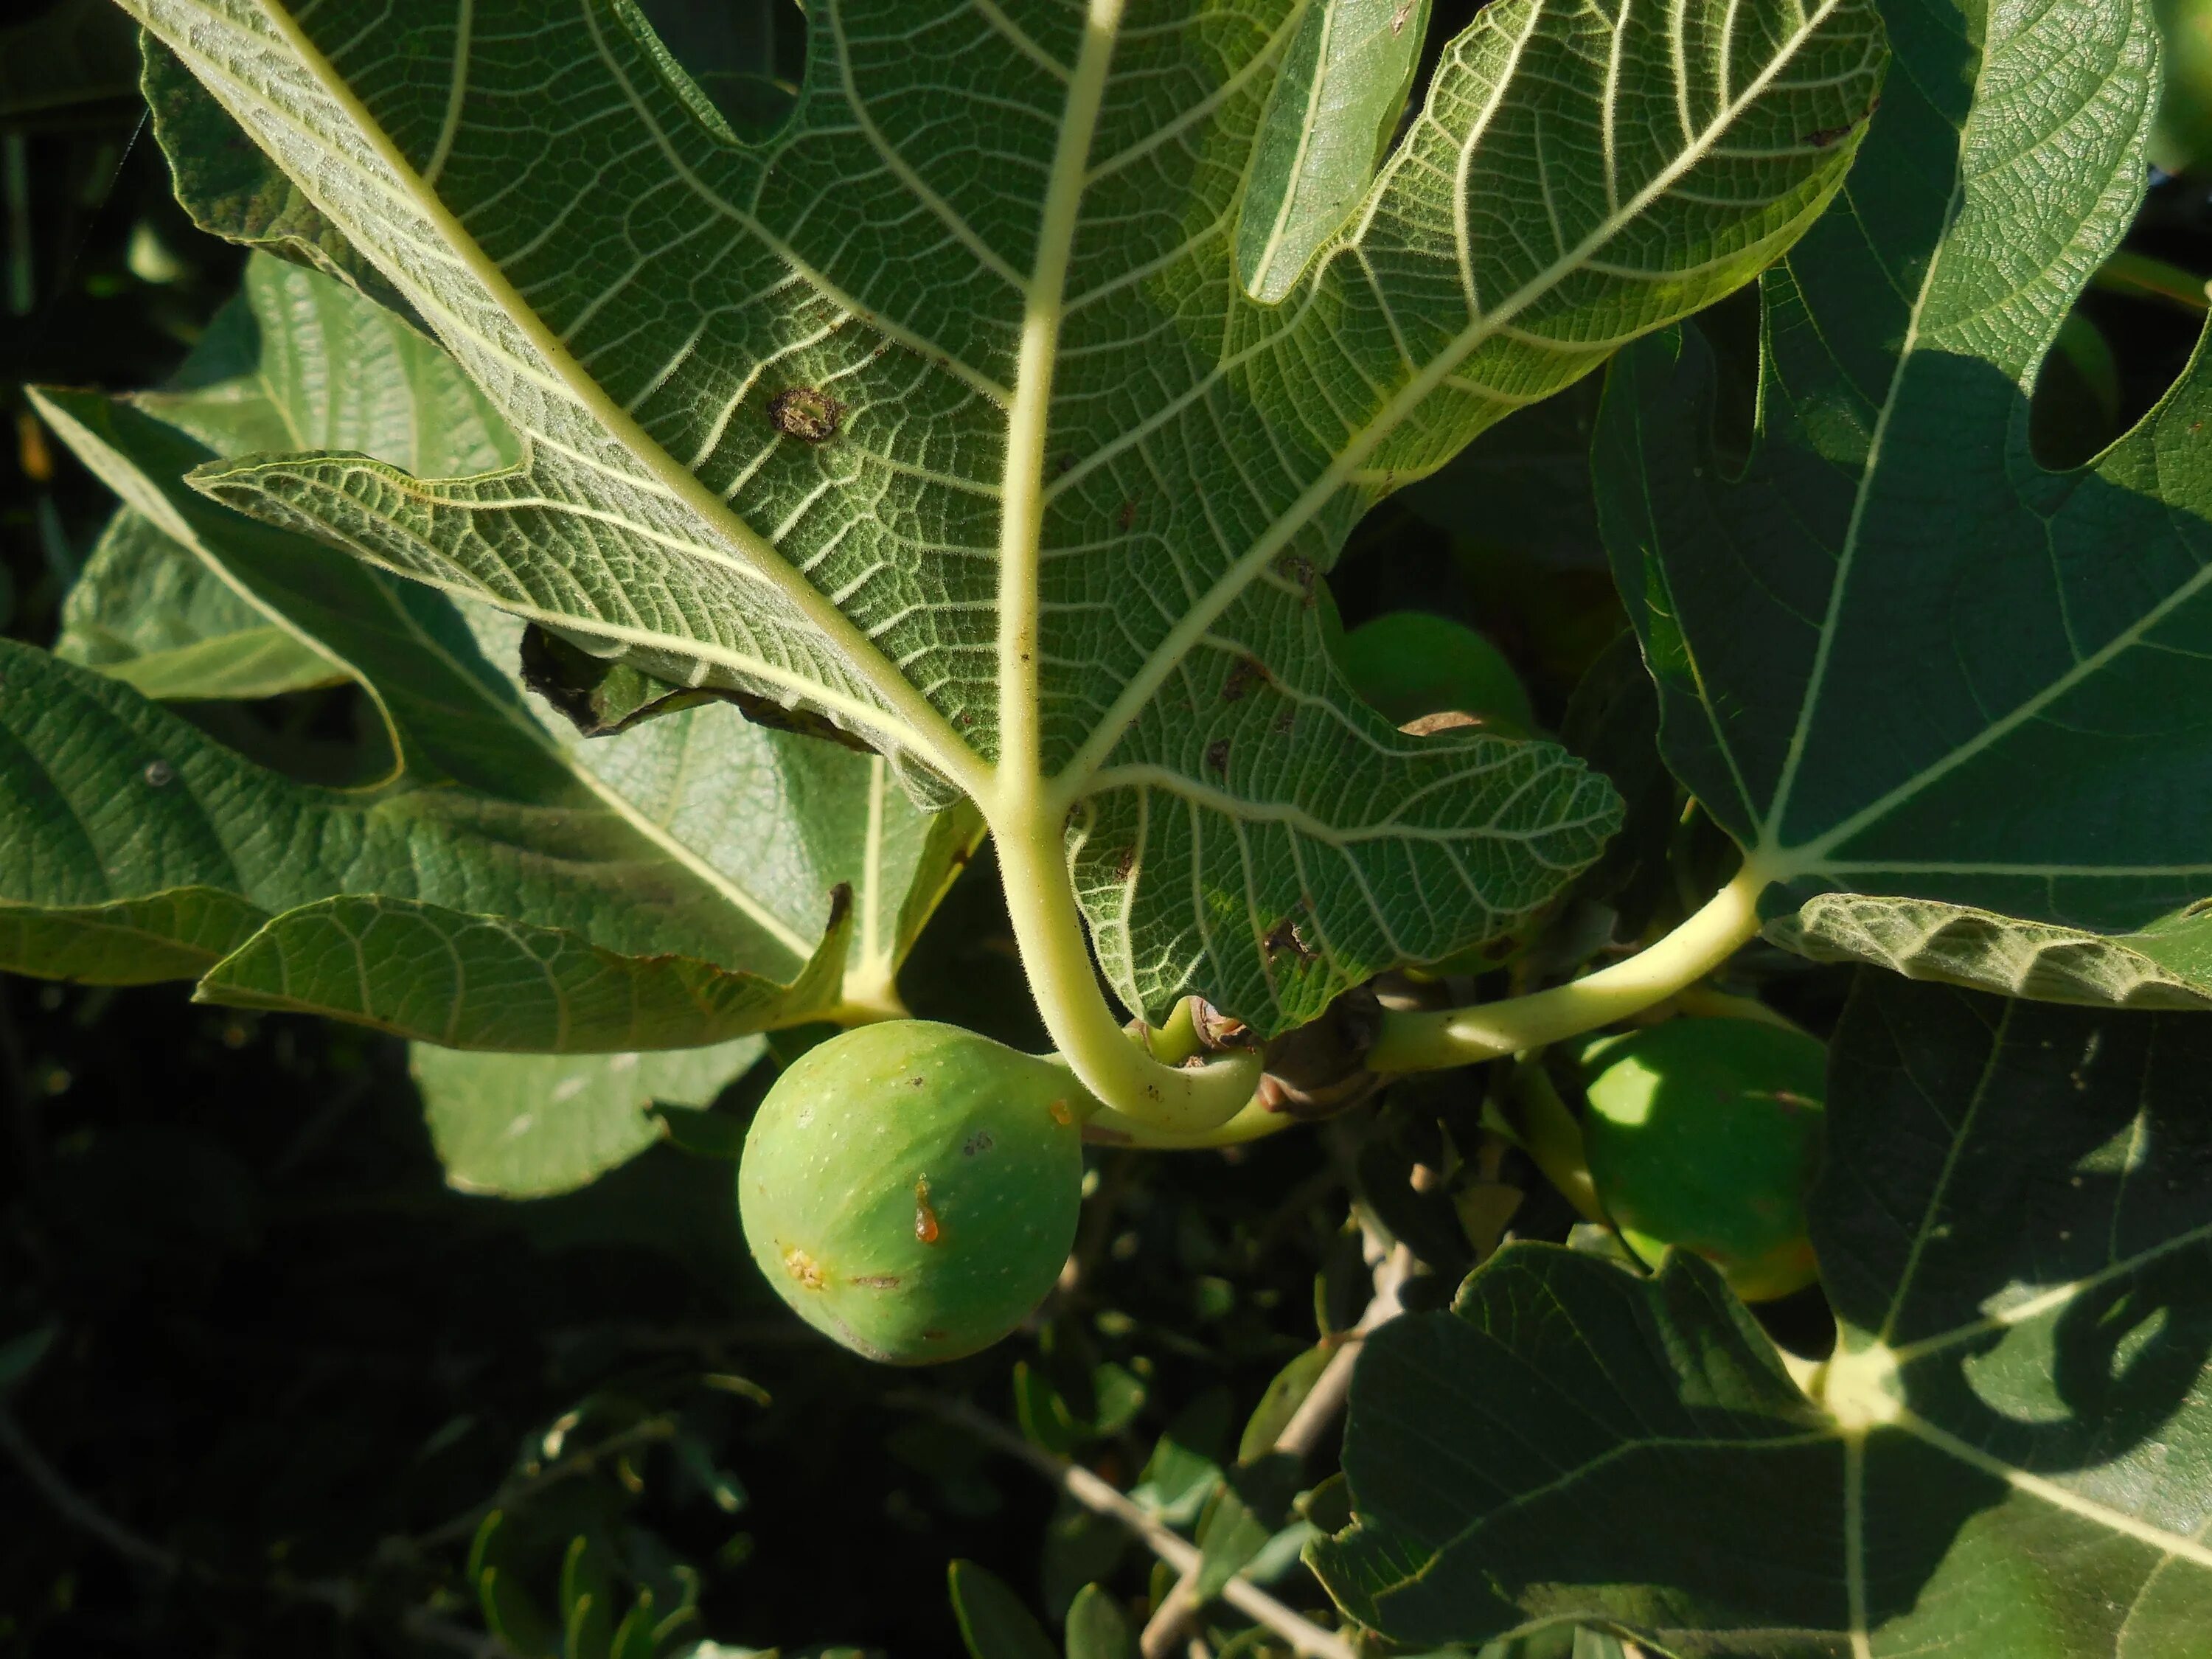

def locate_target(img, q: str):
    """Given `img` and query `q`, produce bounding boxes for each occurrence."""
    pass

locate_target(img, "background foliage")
[4,0,2212,1655]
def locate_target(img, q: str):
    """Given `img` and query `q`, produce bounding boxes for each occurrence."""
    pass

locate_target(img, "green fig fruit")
[1577,1017,1826,1302]
[2154,0,2212,175]
[1335,611,1537,735]
[739,1020,1085,1364]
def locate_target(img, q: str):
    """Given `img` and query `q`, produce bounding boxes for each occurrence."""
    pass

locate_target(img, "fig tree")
[739,1020,1085,1364]
[1576,1017,1826,1302]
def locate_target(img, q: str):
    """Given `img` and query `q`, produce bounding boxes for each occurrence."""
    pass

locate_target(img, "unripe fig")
[739,1020,1085,1364]
[2154,0,2212,174]
[1576,1017,1826,1302]
[1336,611,1536,736]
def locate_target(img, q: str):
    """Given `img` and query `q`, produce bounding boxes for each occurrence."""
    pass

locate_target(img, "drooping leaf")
[414,1032,765,1197]
[1310,973,2212,1655]
[141,32,409,311]
[415,1030,750,1195]
[55,509,345,700]
[16,253,981,1058]
[129,0,1882,1035]
[0,638,851,1025]
[1594,0,2212,1004]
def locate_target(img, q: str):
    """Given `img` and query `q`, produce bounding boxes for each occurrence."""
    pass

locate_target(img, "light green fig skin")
[1336,611,1537,736]
[739,1020,1085,1365]
[1578,1017,1827,1303]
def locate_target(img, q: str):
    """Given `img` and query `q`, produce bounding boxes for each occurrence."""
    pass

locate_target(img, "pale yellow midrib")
[152,0,993,809]
[990,0,1125,824]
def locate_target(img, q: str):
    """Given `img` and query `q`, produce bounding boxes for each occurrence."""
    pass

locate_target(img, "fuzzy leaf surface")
[128,0,1882,1033]
[16,254,978,1048]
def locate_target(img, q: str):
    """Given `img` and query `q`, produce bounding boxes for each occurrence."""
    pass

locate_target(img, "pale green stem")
[1082,1095,1293,1150]
[1368,866,1769,1073]
[1506,1063,1605,1225]
[1138,996,1204,1065]
[994,818,1263,1133]
[1671,984,1806,1032]
[975,0,1256,1133]
[820,988,912,1027]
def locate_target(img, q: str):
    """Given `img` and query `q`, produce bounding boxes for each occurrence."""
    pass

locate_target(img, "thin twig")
[413,1418,678,1549]
[1273,1241,1413,1459]
[903,1396,1358,1659]
[1143,1239,1413,1657]
[0,1411,520,1651]
[0,1406,181,1576]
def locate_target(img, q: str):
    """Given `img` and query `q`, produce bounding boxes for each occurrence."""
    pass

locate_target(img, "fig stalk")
[1366,866,1770,1073]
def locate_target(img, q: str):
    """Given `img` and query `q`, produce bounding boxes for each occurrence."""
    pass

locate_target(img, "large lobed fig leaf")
[1594,0,2212,1007]
[117,0,1884,1035]
[1310,971,2212,1655]
[15,252,982,1188]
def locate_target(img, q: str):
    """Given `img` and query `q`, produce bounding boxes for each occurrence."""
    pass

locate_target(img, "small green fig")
[1335,611,1536,735]
[1577,1017,1826,1302]
[2154,0,2212,174]
[739,1020,1085,1364]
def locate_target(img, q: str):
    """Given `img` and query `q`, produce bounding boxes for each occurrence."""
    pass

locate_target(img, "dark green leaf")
[948,1559,1056,1659]
[1595,0,2210,1004]
[1194,1453,1302,1599]
[0,0,139,131]
[1236,1343,1332,1464]
[1310,974,2212,1654]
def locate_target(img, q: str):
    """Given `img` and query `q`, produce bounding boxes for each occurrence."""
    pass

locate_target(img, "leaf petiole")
[1367,866,1770,1073]
[992,812,1262,1134]
[1079,1096,1294,1150]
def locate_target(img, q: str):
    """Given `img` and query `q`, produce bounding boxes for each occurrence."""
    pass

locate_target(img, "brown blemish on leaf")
[1204,737,1231,773]
[1117,498,1139,532]
[849,1273,901,1289]
[962,1130,995,1155]
[783,1248,826,1291]
[914,1179,941,1245]
[1048,1099,1074,1126]
[1113,846,1136,881]
[766,386,844,442]
[1222,655,1270,702]
[1276,554,1317,604]
[1272,706,1297,736]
